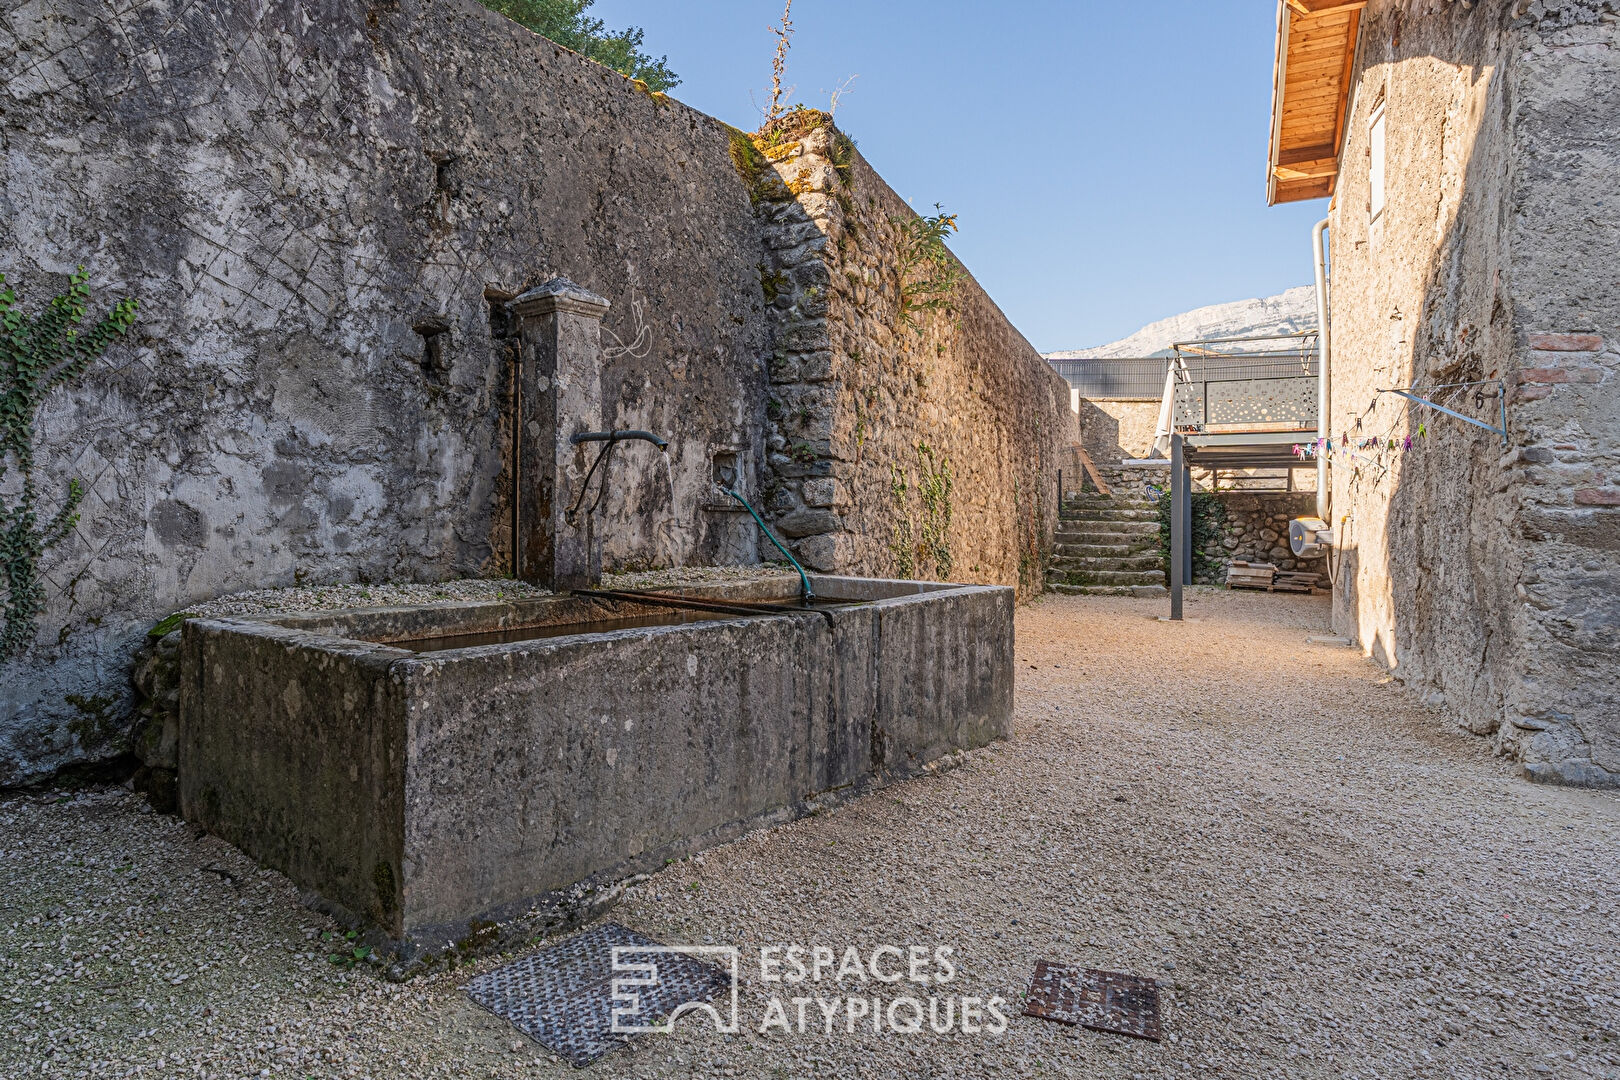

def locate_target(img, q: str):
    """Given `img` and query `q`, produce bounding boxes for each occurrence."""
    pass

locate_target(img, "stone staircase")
[1047,493,1168,597]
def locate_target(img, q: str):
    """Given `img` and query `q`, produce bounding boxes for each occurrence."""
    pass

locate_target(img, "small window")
[1368,100,1387,222]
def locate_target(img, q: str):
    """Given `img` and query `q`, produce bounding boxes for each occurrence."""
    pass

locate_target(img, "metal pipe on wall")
[1312,216,1332,520]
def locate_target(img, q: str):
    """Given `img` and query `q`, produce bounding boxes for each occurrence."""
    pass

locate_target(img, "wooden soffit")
[1267,0,1363,205]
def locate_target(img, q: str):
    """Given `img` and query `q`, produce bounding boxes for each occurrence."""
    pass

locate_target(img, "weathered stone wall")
[1214,493,1326,581]
[0,0,777,786]
[1077,398,1161,462]
[1327,0,1620,786]
[1,3,1070,786]
[750,115,1073,596]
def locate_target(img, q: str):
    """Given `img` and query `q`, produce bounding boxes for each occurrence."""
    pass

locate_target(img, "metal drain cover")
[466,922,735,1067]
[1023,962,1162,1041]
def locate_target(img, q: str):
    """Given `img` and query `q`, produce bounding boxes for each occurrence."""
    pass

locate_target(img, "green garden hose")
[725,487,814,602]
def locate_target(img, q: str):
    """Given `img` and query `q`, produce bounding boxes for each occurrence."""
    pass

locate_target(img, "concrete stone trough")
[177,574,1011,974]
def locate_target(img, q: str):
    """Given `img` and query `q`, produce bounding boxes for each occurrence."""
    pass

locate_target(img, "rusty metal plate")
[466,922,735,1067]
[1023,961,1162,1042]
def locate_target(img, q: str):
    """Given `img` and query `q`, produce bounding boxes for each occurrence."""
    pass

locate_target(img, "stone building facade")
[1268,0,1620,786]
[0,0,1069,785]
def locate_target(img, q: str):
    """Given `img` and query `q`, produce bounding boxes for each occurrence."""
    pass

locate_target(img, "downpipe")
[1312,216,1332,522]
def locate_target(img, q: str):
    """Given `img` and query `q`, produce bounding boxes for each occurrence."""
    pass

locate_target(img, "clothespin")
[1403,435,1413,451]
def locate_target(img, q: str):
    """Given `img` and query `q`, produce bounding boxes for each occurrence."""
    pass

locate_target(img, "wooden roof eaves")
[1266,0,1362,206]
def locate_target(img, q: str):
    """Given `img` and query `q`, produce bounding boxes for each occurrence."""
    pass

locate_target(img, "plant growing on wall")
[894,206,963,328]
[0,268,137,661]
[764,0,794,123]
[1155,487,1228,585]
[479,0,679,91]
[888,443,955,579]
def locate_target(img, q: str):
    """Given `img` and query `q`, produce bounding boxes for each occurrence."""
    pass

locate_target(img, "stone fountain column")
[509,277,609,591]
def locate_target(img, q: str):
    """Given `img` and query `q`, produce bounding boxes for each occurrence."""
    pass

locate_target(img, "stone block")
[178,580,1014,969]
[1528,332,1604,352]
[802,477,846,508]
[774,507,842,538]
[794,532,853,572]
[1573,488,1620,506]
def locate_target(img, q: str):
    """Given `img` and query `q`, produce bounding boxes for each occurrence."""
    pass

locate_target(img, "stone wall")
[1077,398,1161,463]
[1326,0,1620,786]
[0,1,1065,786]
[1213,493,1326,582]
[748,113,1073,595]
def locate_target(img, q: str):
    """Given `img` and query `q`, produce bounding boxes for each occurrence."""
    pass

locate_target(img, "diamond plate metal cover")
[1023,961,1162,1042]
[466,922,735,1067]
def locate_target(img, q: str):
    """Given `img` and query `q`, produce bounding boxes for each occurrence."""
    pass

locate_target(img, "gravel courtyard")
[4,590,1617,1079]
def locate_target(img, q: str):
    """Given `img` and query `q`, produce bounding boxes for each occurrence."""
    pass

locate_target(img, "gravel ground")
[4,589,1617,1079]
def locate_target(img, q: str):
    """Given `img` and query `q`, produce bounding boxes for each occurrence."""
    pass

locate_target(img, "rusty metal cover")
[466,922,734,1067]
[1023,961,1162,1042]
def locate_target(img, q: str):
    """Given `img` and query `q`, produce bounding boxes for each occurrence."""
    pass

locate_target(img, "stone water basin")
[177,574,1011,973]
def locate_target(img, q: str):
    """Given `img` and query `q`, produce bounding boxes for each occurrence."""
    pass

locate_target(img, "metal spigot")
[571,430,669,451]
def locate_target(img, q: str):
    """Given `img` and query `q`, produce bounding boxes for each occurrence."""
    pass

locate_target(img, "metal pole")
[1170,433,1185,620]
[1057,468,1063,509]
[1180,459,1193,587]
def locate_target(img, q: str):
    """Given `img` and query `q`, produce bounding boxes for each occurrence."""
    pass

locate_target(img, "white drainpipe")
[1311,217,1332,520]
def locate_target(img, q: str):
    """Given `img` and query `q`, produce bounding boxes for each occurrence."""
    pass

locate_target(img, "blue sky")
[587,0,1326,352]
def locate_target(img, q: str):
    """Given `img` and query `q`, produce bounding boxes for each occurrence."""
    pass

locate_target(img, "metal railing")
[1169,332,1321,433]
[1046,357,1167,399]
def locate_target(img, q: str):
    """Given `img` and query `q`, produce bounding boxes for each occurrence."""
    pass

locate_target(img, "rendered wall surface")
[0,0,771,783]
[1078,398,1162,462]
[1326,0,1619,786]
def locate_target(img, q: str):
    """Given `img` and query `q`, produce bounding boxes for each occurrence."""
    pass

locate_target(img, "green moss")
[457,919,500,953]
[887,445,954,580]
[148,611,195,638]
[628,78,670,106]
[65,692,121,751]
[758,264,790,304]
[724,125,773,203]
[372,860,398,920]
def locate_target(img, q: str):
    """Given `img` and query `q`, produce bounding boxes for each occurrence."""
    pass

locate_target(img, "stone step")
[1047,583,1169,598]
[1062,496,1155,511]
[1050,554,1166,573]
[1046,568,1167,588]
[1056,521,1160,541]
[1059,508,1160,522]
[1053,542,1157,558]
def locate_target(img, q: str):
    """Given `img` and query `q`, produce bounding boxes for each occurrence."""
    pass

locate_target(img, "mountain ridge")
[1046,286,1318,359]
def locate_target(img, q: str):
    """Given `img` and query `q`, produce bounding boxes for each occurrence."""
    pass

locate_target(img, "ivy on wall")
[0,268,138,660]
[1155,488,1228,585]
[889,443,955,579]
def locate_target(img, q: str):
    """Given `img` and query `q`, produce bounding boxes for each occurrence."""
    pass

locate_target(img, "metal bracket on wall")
[1379,380,1508,447]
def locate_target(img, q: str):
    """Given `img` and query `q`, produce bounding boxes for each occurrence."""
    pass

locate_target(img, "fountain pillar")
[509,277,610,591]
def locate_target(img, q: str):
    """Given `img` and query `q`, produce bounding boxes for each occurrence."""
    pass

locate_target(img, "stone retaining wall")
[749,113,1073,596]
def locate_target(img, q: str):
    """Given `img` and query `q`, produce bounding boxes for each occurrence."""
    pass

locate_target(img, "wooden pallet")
[1227,560,1276,590]
[1228,562,1325,593]
[1272,570,1323,593]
